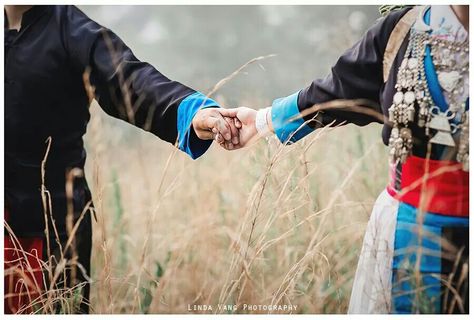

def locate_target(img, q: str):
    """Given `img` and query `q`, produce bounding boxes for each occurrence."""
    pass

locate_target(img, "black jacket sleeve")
[297,8,411,128]
[63,5,198,146]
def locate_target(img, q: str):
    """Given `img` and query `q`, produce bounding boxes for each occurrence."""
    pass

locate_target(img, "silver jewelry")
[388,29,419,164]
[389,15,469,170]
[457,111,469,171]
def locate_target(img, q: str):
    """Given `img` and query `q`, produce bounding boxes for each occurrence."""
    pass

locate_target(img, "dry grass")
[76,40,386,314]
[5,22,466,313]
[5,70,467,314]
[3,7,389,314]
[83,100,389,313]
[5,55,467,314]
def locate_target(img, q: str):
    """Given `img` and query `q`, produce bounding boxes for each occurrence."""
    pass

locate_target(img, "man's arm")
[64,6,236,159]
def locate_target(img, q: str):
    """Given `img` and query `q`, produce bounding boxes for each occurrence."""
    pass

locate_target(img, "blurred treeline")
[81,5,379,107]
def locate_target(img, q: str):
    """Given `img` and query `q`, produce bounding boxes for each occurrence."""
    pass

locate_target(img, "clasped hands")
[193,107,267,150]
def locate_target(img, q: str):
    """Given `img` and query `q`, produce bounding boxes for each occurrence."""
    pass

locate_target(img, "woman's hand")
[216,107,259,150]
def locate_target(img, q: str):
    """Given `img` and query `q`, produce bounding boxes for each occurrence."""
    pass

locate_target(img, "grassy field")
[6,5,468,313]
[84,100,389,314]
[4,6,392,314]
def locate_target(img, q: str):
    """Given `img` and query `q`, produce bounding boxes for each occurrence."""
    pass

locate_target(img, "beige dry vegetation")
[5,6,468,315]
[84,99,388,313]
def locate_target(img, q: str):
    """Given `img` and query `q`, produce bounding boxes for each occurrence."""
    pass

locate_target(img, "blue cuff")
[177,92,219,159]
[271,91,314,144]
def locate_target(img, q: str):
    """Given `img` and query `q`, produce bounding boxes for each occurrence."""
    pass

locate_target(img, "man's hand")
[192,108,240,149]
[217,107,258,150]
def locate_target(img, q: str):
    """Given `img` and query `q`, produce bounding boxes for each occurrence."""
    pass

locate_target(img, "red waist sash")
[387,156,469,217]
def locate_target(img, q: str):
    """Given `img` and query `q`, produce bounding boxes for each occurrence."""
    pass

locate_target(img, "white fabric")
[255,107,271,137]
[348,190,399,314]
[430,5,468,42]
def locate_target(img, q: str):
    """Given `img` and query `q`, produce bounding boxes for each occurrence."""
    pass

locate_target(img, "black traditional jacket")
[5,5,218,236]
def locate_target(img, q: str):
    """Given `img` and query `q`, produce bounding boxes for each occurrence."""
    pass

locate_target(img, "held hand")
[192,108,240,148]
[217,107,258,150]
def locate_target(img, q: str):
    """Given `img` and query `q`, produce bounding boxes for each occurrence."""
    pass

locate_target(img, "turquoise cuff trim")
[177,92,219,159]
[271,91,314,144]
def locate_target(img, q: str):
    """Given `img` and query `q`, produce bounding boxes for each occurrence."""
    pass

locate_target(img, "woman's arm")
[268,9,412,145]
[221,8,411,149]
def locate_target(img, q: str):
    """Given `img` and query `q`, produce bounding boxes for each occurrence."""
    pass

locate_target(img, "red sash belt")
[387,156,469,217]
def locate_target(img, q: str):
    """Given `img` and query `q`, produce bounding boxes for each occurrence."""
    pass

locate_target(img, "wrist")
[255,107,272,137]
[266,107,274,133]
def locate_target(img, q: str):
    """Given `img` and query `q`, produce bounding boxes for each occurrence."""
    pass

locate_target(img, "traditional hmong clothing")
[269,5,468,314]
[4,5,219,313]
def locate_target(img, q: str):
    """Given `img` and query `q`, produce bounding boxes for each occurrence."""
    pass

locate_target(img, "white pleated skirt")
[348,189,399,314]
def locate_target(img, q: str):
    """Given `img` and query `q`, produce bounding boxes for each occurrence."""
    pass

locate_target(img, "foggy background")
[80,5,380,108]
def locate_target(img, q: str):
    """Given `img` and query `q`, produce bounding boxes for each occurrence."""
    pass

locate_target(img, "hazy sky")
[80,5,379,106]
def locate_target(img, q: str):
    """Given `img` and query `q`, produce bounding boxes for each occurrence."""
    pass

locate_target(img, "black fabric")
[440,226,469,313]
[4,5,196,236]
[296,8,436,159]
[297,9,412,127]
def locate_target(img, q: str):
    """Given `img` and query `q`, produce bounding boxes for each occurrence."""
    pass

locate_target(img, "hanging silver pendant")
[427,114,451,131]
[457,111,469,171]
[389,127,413,164]
[427,113,456,147]
[438,71,461,92]
[417,102,429,127]
[430,131,456,147]
[461,154,469,171]
[458,150,469,171]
